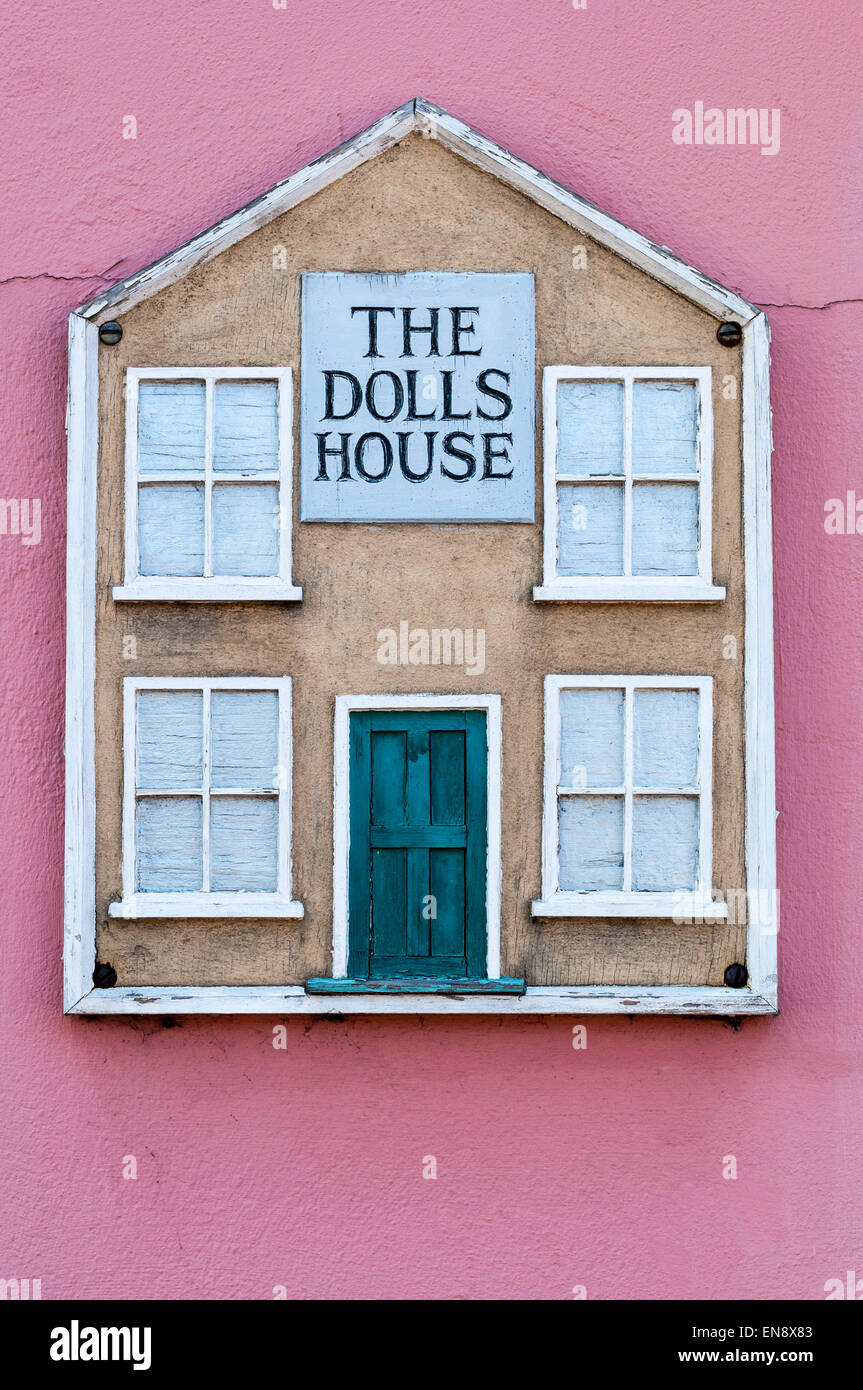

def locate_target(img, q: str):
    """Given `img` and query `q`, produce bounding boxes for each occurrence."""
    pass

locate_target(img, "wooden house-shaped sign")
[64,99,777,1016]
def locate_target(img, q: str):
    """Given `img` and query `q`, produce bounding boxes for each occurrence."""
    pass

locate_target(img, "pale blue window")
[133,376,283,581]
[134,687,280,894]
[553,373,706,581]
[556,683,702,894]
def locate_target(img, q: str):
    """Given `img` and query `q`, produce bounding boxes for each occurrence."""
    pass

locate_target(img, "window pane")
[632,381,698,474]
[556,380,624,476]
[557,482,623,576]
[136,691,203,789]
[138,381,205,474]
[214,381,279,475]
[558,795,623,891]
[631,482,697,575]
[631,796,698,891]
[210,797,278,891]
[211,691,279,789]
[136,796,202,891]
[634,689,699,788]
[138,483,204,576]
[560,688,624,788]
[212,484,279,576]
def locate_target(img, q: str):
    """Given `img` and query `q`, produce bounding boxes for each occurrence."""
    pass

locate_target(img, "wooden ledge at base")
[305,977,526,996]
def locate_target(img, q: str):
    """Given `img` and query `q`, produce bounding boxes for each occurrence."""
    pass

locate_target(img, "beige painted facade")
[94,133,747,988]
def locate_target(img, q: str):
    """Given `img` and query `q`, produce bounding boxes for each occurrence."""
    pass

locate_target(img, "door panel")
[429,729,466,825]
[429,847,466,957]
[348,710,487,980]
[371,730,407,826]
[370,847,407,958]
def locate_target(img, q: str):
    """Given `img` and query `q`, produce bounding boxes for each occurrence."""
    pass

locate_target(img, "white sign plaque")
[300,271,535,521]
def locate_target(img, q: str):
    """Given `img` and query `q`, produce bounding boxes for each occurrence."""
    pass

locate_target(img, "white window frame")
[113,367,302,602]
[533,674,727,920]
[109,676,303,920]
[534,366,726,603]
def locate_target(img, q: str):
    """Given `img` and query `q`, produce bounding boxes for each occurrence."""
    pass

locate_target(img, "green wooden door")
[348,710,487,980]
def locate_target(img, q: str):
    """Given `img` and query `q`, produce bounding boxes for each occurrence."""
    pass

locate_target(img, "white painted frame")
[532,675,725,919]
[534,366,725,602]
[113,367,302,602]
[76,100,759,327]
[331,694,502,979]
[64,99,776,1014]
[108,676,303,920]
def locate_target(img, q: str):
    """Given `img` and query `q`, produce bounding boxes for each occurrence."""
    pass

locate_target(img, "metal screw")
[716,322,742,347]
[724,962,748,989]
[98,321,123,346]
[92,961,118,988]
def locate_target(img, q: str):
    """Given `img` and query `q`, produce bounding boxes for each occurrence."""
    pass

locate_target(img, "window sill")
[532,580,726,603]
[305,977,526,995]
[532,893,728,920]
[108,894,305,920]
[68,984,778,1017]
[112,580,303,603]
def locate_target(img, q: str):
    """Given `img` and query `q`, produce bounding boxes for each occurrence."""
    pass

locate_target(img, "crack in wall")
[1,273,859,320]
[756,297,863,311]
[0,262,125,288]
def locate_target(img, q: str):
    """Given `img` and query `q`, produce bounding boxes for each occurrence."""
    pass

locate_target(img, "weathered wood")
[72,983,776,1014]
[136,797,202,892]
[558,796,624,892]
[77,99,760,326]
[633,688,698,787]
[138,484,204,576]
[113,676,300,920]
[631,795,699,891]
[138,381,205,473]
[539,365,718,599]
[64,315,98,1011]
[210,797,278,891]
[538,675,715,920]
[211,483,278,576]
[559,687,624,788]
[213,380,279,474]
[631,482,698,575]
[557,481,623,575]
[210,689,278,787]
[305,976,526,995]
[73,983,776,1014]
[631,380,698,474]
[137,690,203,788]
[116,367,297,599]
[556,380,624,476]
[348,709,487,981]
[741,312,778,1008]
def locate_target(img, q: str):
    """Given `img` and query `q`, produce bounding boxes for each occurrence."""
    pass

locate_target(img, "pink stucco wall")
[1,1,861,1300]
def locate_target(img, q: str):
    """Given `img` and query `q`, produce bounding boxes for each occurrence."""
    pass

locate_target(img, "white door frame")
[332,694,503,979]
